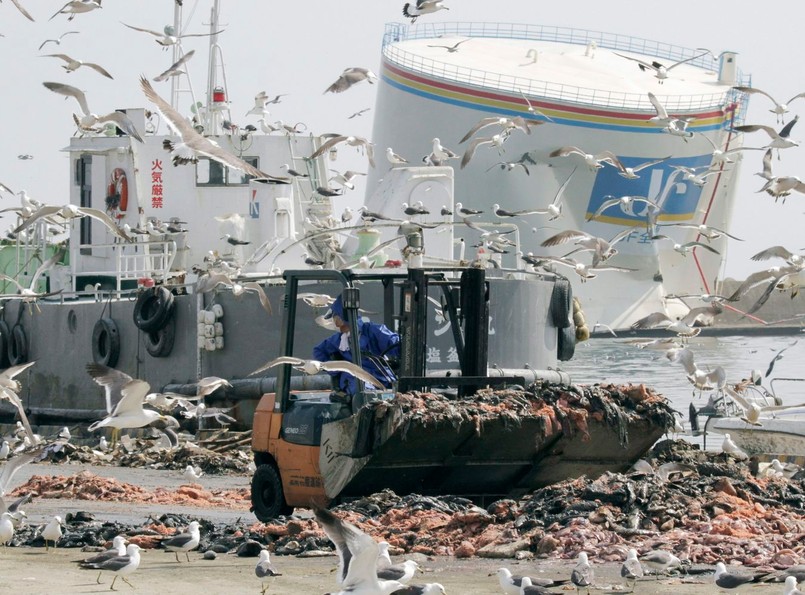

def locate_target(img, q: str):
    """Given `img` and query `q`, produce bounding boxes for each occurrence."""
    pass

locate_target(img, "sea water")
[560,331,805,449]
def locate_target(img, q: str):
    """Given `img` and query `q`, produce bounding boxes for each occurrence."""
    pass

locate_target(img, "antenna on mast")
[167,2,199,126]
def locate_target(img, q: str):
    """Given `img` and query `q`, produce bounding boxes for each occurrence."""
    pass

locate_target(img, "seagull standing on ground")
[621,549,644,592]
[721,433,748,460]
[386,147,408,165]
[77,535,128,584]
[41,515,63,550]
[255,550,281,594]
[571,552,594,594]
[161,520,201,562]
[80,543,141,590]
[640,550,682,577]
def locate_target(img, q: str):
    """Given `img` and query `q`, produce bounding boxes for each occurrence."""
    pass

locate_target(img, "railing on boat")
[71,240,178,293]
[382,22,750,114]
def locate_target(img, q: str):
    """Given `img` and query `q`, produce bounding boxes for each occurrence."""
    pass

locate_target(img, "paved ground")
[0,461,790,594]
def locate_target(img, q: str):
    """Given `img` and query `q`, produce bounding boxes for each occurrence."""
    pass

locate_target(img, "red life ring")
[107,168,128,212]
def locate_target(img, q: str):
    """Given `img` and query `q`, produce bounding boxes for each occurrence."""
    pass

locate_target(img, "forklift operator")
[313,295,400,396]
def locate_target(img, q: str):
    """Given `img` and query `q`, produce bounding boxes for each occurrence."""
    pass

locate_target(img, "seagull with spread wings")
[734,115,799,150]
[733,86,805,124]
[459,116,542,144]
[549,146,621,171]
[38,31,80,51]
[0,247,67,305]
[152,49,195,82]
[140,77,289,182]
[50,0,101,21]
[324,67,377,94]
[14,204,130,242]
[310,135,375,167]
[402,0,449,23]
[614,50,709,83]
[249,356,380,388]
[121,22,224,49]
[542,228,635,267]
[43,82,143,142]
[41,53,113,79]
[0,362,38,445]
[586,194,659,222]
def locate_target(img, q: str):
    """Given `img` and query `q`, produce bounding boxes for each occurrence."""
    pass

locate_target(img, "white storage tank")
[366,22,750,328]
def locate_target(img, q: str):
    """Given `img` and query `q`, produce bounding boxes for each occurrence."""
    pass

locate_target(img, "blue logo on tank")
[587,154,713,223]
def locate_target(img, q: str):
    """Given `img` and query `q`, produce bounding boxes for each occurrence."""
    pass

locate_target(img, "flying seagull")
[42,53,113,79]
[549,146,620,170]
[614,50,710,83]
[310,135,375,167]
[50,0,102,22]
[121,22,224,49]
[39,31,80,51]
[13,204,130,242]
[734,115,800,150]
[324,67,377,94]
[152,49,195,82]
[733,86,805,124]
[402,0,449,23]
[314,506,405,595]
[43,82,143,142]
[249,356,380,388]
[140,77,288,182]
[427,38,470,53]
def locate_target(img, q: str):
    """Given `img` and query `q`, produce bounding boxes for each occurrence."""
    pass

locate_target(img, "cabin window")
[195,157,259,186]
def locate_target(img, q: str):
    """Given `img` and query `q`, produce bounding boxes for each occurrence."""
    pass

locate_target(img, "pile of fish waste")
[43,432,253,474]
[369,381,677,445]
[11,470,249,509]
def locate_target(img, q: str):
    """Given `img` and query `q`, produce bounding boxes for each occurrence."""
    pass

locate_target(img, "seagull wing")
[0,450,39,496]
[647,92,669,119]
[310,135,348,160]
[785,91,805,105]
[751,246,795,262]
[631,311,672,329]
[733,86,778,106]
[84,62,114,80]
[249,356,305,377]
[9,0,34,21]
[243,282,272,314]
[667,51,710,71]
[30,247,66,289]
[779,115,799,138]
[319,361,380,387]
[632,156,670,172]
[314,507,380,589]
[76,207,133,240]
[614,52,657,72]
[86,363,138,414]
[541,229,590,247]
[121,22,164,37]
[111,379,152,416]
[42,81,90,116]
[587,197,621,221]
[549,146,586,159]
[0,274,25,293]
[728,268,781,301]
[459,117,501,143]
[0,388,36,446]
[12,205,62,235]
[681,241,720,254]
[460,137,492,169]
[153,49,195,82]
[141,77,275,179]
[93,111,144,143]
[733,123,780,139]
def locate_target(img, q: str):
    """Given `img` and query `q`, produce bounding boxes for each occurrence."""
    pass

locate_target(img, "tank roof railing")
[383,22,750,113]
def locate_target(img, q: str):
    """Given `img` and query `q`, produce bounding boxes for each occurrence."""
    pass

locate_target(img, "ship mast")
[203,0,231,135]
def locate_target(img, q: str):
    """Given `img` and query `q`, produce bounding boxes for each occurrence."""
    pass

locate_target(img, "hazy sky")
[0,0,802,279]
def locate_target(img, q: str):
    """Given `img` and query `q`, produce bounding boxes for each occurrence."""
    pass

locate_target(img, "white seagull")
[640,550,682,576]
[49,0,102,21]
[121,23,224,49]
[734,115,799,150]
[315,506,405,595]
[183,465,203,482]
[249,356,380,388]
[38,31,80,51]
[424,137,459,166]
[13,204,130,242]
[41,515,63,550]
[140,77,287,181]
[386,147,408,165]
[549,146,619,171]
[621,549,644,592]
[586,194,659,221]
[310,135,375,167]
[80,543,141,590]
[720,433,748,460]
[77,535,128,584]
[665,346,727,391]
[86,363,178,442]
[402,0,449,23]
[42,53,113,79]
[733,86,805,123]
[324,67,377,94]
[571,552,594,594]
[255,550,281,594]
[161,520,201,562]
[460,134,508,169]
[614,50,709,83]
[152,49,195,82]
[43,82,143,142]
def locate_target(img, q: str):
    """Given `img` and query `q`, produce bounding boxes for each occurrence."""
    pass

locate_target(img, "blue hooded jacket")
[313,296,400,395]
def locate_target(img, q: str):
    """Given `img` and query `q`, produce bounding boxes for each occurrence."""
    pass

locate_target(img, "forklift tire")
[251,464,292,521]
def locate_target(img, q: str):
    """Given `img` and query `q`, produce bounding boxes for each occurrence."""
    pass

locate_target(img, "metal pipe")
[426,368,571,385]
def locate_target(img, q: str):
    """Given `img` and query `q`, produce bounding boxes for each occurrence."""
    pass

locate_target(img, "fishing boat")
[690,377,805,459]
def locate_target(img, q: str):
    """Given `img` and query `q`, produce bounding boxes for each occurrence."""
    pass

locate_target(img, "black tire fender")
[8,324,28,366]
[250,464,293,521]
[92,318,121,368]
[557,324,577,361]
[145,309,176,358]
[550,278,573,328]
[0,320,11,368]
[132,287,174,332]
